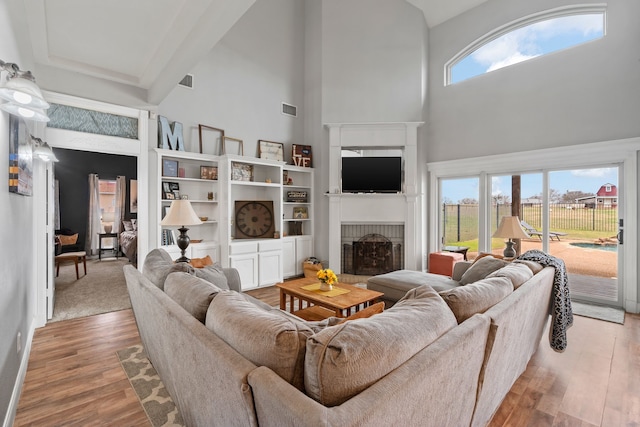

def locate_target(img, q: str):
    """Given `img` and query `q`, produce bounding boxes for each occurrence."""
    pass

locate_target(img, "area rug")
[116,345,185,427]
[571,301,625,324]
[51,257,132,322]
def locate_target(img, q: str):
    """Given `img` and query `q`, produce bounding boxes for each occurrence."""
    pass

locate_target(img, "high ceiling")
[14,0,485,105]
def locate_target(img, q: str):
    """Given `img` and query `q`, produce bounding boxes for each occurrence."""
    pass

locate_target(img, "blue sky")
[442,168,618,203]
[451,13,604,84]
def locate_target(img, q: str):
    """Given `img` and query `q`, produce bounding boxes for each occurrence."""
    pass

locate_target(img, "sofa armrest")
[452,261,472,281]
[223,268,242,292]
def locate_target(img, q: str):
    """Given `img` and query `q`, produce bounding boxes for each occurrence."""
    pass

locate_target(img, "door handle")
[617,229,623,245]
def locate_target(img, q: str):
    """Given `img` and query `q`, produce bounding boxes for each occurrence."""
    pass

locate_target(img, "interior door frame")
[428,137,640,314]
[34,92,149,325]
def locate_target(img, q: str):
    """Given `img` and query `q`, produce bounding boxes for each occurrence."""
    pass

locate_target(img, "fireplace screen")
[348,233,396,275]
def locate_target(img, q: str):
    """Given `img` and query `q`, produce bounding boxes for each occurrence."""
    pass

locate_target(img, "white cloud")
[571,168,614,178]
[486,52,539,72]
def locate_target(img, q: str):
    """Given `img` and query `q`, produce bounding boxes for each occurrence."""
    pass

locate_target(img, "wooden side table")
[442,245,470,260]
[98,233,119,260]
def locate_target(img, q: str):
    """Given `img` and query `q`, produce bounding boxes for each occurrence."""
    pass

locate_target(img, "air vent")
[178,74,194,89]
[282,102,297,117]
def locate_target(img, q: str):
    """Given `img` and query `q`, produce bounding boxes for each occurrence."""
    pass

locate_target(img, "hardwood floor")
[14,286,640,426]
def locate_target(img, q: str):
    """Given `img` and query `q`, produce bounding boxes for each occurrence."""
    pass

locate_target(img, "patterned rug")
[116,345,185,427]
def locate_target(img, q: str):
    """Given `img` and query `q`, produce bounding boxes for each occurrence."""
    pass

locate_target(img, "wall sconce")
[0,60,50,122]
[31,135,59,162]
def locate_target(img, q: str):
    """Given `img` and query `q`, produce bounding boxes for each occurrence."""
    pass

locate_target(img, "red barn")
[575,183,618,208]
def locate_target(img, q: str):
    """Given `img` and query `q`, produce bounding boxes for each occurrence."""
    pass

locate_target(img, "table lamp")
[492,216,530,258]
[101,212,115,234]
[160,200,202,262]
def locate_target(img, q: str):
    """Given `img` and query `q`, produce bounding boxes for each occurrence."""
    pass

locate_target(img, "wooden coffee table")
[277,278,383,321]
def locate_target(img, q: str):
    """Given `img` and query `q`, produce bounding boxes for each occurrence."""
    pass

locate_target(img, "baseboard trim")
[3,317,36,427]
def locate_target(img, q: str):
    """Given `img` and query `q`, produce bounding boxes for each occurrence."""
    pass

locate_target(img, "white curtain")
[86,174,102,255]
[114,176,126,233]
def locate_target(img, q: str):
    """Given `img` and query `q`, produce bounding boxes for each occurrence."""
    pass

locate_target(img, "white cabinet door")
[191,242,218,262]
[258,251,282,286]
[282,238,296,278]
[295,236,313,276]
[230,254,258,290]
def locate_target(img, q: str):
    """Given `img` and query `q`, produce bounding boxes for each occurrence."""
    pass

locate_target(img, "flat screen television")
[341,157,402,193]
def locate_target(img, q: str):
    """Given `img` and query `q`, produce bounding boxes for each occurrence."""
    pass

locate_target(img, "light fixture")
[492,216,530,258]
[31,136,59,162]
[101,212,115,234]
[160,200,202,262]
[0,60,50,122]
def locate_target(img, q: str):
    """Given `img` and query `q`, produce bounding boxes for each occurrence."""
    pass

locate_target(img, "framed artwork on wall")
[8,116,33,196]
[130,179,138,213]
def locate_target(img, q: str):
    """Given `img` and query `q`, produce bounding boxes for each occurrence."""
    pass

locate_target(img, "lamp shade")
[32,140,59,162]
[0,74,50,109]
[0,103,50,122]
[102,212,115,222]
[493,216,530,240]
[160,200,202,226]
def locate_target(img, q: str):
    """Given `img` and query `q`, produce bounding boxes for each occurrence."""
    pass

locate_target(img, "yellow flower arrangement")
[316,268,338,286]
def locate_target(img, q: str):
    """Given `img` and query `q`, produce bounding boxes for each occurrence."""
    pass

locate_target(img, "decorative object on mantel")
[222,136,243,156]
[292,144,312,167]
[316,268,338,291]
[158,116,185,151]
[160,200,202,263]
[198,124,225,155]
[493,216,530,258]
[259,140,284,162]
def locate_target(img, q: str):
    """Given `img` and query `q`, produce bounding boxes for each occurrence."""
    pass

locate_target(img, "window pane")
[450,12,604,85]
[441,178,479,258]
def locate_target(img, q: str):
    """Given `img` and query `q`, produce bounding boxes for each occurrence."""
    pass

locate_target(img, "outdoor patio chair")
[520,220,567,241]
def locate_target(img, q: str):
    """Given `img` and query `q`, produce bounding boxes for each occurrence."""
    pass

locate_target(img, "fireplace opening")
[341,225,404,275]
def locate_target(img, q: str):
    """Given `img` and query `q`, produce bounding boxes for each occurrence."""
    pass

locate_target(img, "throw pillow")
[459,256,510,285]
[143,248,195,290]
[122,220,134,232]
[439,276,513,323]
[58,233,78,246]
[337,302,384,324]
[513,259,544,275]
[304,285,457,407]
[194,263,229,290]
[131,218,138,231]
[205,291,314,391]
[190,255,213,268]
[164,272,222,323]
[487,262,533,289]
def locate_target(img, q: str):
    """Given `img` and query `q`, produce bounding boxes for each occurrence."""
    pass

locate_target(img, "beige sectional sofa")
[124,249,555,426]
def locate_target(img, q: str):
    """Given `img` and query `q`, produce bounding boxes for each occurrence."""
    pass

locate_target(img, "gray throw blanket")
[517,249,573,352]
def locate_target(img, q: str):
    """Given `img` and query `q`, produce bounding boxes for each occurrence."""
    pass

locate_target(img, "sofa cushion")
[513,259,544,275]
[367,270,459,303]
[304,285,458,406]
[194,264,230,290]
[142,248,195,290]
[439,277,513,323]
[337,301,385,324]
[164,272,222,323]
[487,262,533,289]
[205,291,313,391]
[189,255,213,268]
[459,256,510,285]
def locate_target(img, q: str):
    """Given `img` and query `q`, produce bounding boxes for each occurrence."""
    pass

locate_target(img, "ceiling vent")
[178,74,194,89]
[282,102,297,117]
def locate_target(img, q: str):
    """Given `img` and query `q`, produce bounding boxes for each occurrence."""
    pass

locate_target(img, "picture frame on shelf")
[200,166,218,180]
[166,192,175,200]
[289,221,303,236]
[286,190,308,202]
[293,206,308,219]
[162,159,179,177]
[292,144,312,167]
[222,136,244,156]
[258,140,284,162]
[163,181,180,199]
[198,124,225,155]
[231,162,254,182]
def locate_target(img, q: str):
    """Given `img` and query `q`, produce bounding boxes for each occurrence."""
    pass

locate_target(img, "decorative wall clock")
[234,200,275,239]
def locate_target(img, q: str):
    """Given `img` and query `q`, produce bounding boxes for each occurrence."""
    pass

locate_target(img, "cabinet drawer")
[259,239,282,252]
[230,242,258,255]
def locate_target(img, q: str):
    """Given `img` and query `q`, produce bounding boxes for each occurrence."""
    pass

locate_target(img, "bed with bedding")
[120,219,138,264]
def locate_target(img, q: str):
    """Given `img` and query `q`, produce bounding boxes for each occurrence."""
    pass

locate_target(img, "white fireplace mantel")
[324,122,424,273]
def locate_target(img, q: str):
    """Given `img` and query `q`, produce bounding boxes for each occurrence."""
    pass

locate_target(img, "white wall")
[321,0,425,123]
[0,1,39,424]
[428,0,640,162]
[158,0,306,159]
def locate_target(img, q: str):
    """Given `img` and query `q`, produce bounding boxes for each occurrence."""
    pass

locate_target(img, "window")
[446,6,605,85]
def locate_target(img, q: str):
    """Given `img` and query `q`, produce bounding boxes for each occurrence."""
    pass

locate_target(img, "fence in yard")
[442,203,618,243]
